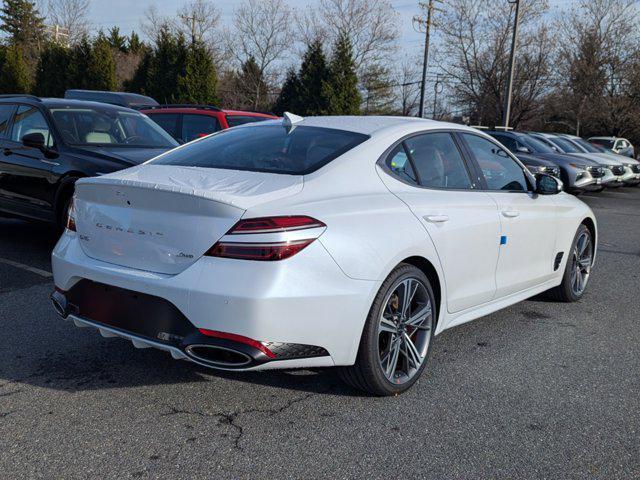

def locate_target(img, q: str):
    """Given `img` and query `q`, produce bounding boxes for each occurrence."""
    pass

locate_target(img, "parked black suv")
[0,95,178,227]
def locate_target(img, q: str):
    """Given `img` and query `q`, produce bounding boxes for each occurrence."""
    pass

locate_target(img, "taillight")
[66,198,76,232]
[228,216,325,234]
[205,215,325,261]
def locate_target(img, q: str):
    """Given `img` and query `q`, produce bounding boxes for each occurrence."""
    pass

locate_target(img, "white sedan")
[51,114,597,396]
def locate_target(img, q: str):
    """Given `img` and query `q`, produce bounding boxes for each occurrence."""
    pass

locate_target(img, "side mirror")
[516,145,531,154]
[22,132,45,150]
[535,173,563,195]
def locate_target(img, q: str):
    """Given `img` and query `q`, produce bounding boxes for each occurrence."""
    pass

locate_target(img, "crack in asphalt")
[160,391,323,451]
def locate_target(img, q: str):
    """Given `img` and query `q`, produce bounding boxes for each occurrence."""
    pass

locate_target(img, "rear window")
[226,115,271,128]
[151,124,369,175]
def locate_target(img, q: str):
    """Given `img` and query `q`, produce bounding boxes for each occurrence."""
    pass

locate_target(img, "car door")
[0,105,57,216]
[0,103,17,209]
[378,131,501,314]
[459,133,558,298]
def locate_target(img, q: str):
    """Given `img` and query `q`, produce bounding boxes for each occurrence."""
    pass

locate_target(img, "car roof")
[282,115,478,136]
[0,96,140,113]
[222,110,277,118]
[588,136,619,140]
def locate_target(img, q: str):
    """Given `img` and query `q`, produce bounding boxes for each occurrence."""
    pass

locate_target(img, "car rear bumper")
[52,231,379,369]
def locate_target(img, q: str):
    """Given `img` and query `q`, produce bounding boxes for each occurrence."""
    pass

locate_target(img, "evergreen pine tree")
[0,0,44,45]
[177,40,218,104]
[68,35,91,88]
[86,37,116,90]
[0,43,30,93]
[107,26,127,52]
[34,42,71,96]
[235,56,268,110]
[145,29,187,103]
[326,32,361,115]
[273,68,302,115]
[296,40,332,115]
[128,32,144,55]
[124,49,151,94]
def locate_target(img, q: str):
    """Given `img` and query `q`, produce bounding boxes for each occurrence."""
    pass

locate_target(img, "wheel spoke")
[379,316,397,334]
[400,279,415,317]
[402,333,423,370]
[579,256,591,269]
[385,337,402,377]
[406,303,431,327]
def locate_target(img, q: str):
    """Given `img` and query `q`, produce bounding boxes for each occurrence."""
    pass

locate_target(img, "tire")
[546,224,593,302]
[338,263,436,396]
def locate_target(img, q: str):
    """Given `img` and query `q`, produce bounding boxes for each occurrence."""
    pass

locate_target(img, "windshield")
[151,124,369,174]
[571,137,601,153]
[549,136,580,153]
[591,139,615,149]
[520,134,555,154]
[49,107,178,148]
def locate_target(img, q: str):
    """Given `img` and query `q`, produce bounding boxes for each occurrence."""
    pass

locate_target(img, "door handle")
[423,214,450,223]
[502,210,520,218]
[3,148,11,156]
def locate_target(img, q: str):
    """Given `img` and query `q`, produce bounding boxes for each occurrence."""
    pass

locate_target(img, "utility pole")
[180,14,202,44]
[433,74,444,118]
[414,0,442,118]
[502,0,521,128]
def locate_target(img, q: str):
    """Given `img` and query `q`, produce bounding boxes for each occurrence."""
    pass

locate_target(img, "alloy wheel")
[378,277,433,385]
[570,231,592,296]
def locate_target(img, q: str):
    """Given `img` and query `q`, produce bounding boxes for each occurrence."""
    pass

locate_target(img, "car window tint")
[492,134,517,151]
[11,106,53,147]
[151,125,369,175]
[148,113,180,139]
[182,114,220,143]
[226,115,271,128]
[385,143,417,184]
[405,132,472,189]
[462,133,528,191]
[0,104,14,138]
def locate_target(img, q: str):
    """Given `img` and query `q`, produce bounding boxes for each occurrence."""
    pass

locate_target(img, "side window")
[182,114,220,143]
[462,133,529,191]
[11,106,53,147]
[385,143,417,184]
[492,134,517,152]
[147,113,180,140]
[0,105,15,138]
[405,132,473,189]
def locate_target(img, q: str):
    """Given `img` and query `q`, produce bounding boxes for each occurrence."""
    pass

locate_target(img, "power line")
[413,0,444,118]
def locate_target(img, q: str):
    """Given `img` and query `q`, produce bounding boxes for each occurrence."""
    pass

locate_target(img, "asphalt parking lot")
[0,188,639,479]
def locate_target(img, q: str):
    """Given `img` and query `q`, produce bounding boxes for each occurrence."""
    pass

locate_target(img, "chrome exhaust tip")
[185,344,252,368]
[50,291,68,318]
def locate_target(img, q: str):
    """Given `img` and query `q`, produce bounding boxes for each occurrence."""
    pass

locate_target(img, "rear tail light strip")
[205,215,325,261]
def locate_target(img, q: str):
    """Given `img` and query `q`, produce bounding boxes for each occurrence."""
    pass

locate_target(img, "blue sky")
[86,0,569,57]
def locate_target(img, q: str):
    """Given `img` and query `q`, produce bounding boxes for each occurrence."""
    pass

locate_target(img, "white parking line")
[0,258,52,278]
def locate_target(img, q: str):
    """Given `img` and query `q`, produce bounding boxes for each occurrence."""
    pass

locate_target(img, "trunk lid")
[74,165,303,274]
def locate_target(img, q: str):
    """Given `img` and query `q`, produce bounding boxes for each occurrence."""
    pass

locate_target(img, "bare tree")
[225,0,294,106]
[140,4,172,41]
[46,0,89,44]
[555,0,640,136]
[436,0,554,127]
[296,0,399,74]
[176,0,221,44]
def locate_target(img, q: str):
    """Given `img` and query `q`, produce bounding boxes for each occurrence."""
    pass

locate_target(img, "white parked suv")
[589,136,635,158]
[51,115,597,396]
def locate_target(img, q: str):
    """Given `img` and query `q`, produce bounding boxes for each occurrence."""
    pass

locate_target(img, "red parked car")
[140,105,278,144]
